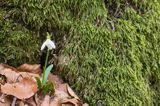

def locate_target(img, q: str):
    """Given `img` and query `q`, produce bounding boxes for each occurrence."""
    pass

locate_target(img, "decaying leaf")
[0,64,39,83]
[54,89,69,100]
[0,64,88,106]
[41,95,50,106]
[50,84,83,106]
[61,98,82,106]
[17,64,41,74]
[0,93,12,106]
[50,97,61,106]
[48,74,63,88]
[0,97,11,106]
[67,85,80,100]
[1,77,38,99]
[55,83,80,100]
[0,64,17,72]
[82,103,89,106]
[18,101,25,106]
[22,97,37,106]
[0,65,20,83]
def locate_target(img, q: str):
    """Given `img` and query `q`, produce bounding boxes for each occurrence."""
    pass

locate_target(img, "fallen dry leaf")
[0,94,11,106]
[61,98,82,106]
[41,95,50,106]
[56,83,68,93]
[1,77,38,99]
[21,97,37,106]
[0,64,39,83]
[50,83,84,106]
[50,97,61,106]
[50,86,83,106]
[54,89,69,100]
[18,101,25,106]
[0,64,88,106]
[67,85,79,100]
[0,94,7,103]
[0,65,19,83]
[17,64,41,74]
[0,64,17,72]
[0,99,10,106]
[82,103,89,106]
[48,89,69,106]
[48,74,63,88]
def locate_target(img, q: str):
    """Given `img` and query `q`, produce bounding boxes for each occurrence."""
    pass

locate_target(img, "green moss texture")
[0,8,40,66]
[0,0,160,105]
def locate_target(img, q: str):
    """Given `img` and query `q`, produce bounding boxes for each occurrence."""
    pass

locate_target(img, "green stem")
[42,49,50,85]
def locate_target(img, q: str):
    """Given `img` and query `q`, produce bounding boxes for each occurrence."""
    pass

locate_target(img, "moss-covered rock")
[0,0,160,105]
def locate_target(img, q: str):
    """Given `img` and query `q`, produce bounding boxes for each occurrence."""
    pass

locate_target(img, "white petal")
[41,41,47,50]
[41,39,56,50]
[49,40,56,49]
[46,40,56,50]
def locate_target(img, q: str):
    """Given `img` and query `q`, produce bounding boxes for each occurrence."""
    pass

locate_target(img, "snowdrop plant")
[36,33,55,95]
[41,35,56,85]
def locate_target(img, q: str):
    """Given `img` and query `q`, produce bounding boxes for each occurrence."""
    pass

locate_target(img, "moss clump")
[59,1,160,106]
[0,9,40,66]
[1,0,160,105]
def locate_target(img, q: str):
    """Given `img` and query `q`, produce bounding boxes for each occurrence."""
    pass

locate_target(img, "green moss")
[0,9,40,66]
[0,0,160,105]
[58,1,160,106]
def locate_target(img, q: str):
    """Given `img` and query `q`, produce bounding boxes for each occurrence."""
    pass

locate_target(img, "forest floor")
[0,64,88,106]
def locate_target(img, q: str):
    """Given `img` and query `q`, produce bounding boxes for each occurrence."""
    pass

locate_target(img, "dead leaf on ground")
[67,85,80,100]
[50,84,83,106]
[55,83,80,100]
[0,64,88,106]
[82,103,89,106]
[17,101,25,106]
[0,94,11,106]
[61,98,82,106]
[0,99,10,106]
[48,74,63,88]
[48,89,69,106]
[1,77,38,99]
[17,64,41,74]
[50,97,61,106]
[0,64,39,83]
[0,65,19,83]
[56,83,68,93]
[54,89,69,100]
[24,97,37,106]
[0,64,17,72]
[41,95,50,106]
[0,95,5,103]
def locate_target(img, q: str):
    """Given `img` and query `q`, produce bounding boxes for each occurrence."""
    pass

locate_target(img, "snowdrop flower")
[41,37,56,51]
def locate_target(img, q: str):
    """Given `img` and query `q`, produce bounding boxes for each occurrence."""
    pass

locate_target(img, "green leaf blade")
[35,77,42,89]
[42,64,53,84]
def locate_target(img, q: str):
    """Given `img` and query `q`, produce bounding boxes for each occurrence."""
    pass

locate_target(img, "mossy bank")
[0,0,160,105]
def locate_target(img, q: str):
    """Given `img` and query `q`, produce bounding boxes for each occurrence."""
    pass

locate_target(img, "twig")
[11,97,17,106]
[34,93,38,105]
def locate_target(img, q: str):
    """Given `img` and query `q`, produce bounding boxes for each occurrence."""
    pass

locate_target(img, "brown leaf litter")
[0,64,89,106]
[1,77,38,99]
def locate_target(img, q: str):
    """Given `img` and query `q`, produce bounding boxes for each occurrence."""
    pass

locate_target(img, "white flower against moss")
[41,39,56,50]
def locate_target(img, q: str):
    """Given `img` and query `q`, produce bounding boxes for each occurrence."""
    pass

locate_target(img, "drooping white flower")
[41,39,56,51]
